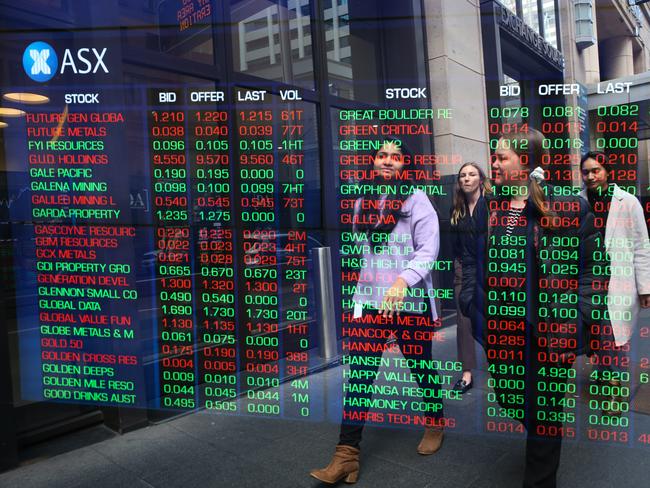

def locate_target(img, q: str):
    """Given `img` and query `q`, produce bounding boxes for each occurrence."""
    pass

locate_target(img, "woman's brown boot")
[417,428,444,455]
[309,445,360,484]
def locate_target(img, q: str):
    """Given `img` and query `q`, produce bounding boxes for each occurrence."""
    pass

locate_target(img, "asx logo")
[22,41,109,82]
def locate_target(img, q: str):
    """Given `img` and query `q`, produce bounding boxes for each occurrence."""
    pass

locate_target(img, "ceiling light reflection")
[3,93,49,104]
[0,108,26,117]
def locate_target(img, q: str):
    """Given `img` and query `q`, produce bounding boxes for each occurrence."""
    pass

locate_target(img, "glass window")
[1,0,69,19]
[324,1,426,104]
[230,0,315,89]
[119,0,214,65]
[542,0,558,48]
[502,0,517,13]
[521,0,540,33]
[324,0,354,98]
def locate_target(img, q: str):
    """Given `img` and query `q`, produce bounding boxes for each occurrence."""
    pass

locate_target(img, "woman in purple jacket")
[310,140,446,484]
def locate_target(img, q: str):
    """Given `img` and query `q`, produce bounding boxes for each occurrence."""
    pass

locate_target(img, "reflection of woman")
[580,151,650,414]
[310,140,445,484]
[450,163,492,393]
[580,151,650,343]
[460,129,607,488]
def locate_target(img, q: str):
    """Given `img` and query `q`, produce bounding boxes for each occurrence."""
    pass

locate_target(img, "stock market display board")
[6,83,323,418]
[4,71,650,449]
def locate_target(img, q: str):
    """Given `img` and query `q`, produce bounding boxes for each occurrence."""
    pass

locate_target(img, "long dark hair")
[450,162,492,226]
[356,139,415,248]
[580,151,612,177]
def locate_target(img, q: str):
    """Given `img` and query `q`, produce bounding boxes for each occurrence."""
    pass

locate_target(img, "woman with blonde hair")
[450,162,492,393]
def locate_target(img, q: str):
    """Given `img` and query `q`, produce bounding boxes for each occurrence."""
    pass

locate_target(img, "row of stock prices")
[8,84,322,418]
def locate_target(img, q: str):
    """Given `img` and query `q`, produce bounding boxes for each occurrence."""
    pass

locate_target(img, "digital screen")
[4,80,321,417]
[3,47,650,430]
[2,2,650,482]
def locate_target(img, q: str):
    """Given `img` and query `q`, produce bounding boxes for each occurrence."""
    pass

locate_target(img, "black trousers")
[338,309,444,448]
[485,321,575,488]
[454,259,477,370]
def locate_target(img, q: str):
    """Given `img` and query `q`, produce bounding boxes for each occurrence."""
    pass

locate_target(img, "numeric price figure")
[241,229,281,417]
[587,234,632,446]
[191,110,231,224]
[196,227,238,413]
[594,104,639,194]
[483,227,527,437]
[540,105,584,185]
[238,109,276,224]
[637,327,650,447]
[488,107,530,199]
[586,368,631,445]
[530,231,582,441]
[149,108,197,410]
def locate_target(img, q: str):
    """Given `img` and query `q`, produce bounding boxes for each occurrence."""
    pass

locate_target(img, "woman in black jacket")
[459,128,608,488]
[450,162,491,393]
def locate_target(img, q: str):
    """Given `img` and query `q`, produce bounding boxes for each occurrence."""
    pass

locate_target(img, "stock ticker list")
[27,104,140,406]
[336,105,458,429]
[13,85,319,416]
[8,80,650,446]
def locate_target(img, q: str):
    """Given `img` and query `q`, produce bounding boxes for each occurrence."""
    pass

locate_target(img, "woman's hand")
[379,277,408,318]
